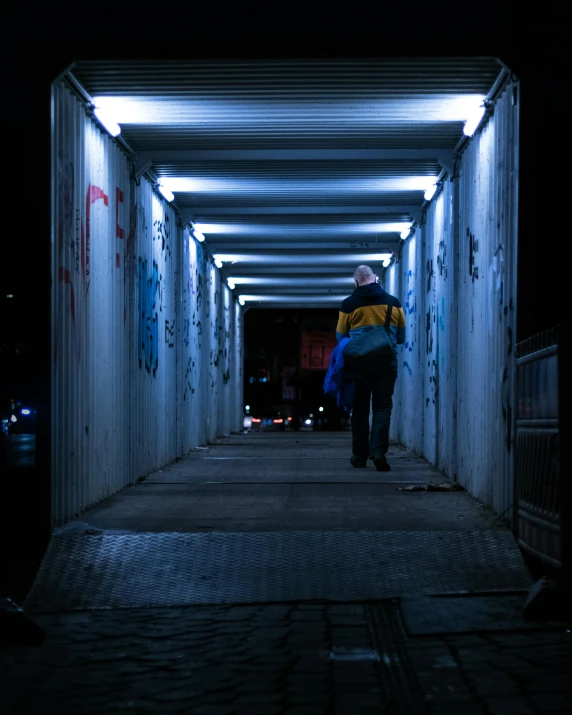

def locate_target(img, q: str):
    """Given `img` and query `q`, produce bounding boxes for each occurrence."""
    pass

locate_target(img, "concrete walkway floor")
[2,432,571,714]
[57,432,504,533]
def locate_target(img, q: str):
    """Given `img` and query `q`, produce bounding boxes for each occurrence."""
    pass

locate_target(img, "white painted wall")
[388,81,519,517]
[51,82,243,527]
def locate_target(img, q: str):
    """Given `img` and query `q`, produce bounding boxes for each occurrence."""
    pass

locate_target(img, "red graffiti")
[116,187,125,239]
[56,179,116,365]
[58,267,75,321]
[116,253,121,268]
[82,184,109,294]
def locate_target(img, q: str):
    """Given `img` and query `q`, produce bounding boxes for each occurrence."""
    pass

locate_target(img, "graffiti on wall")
[437,238,447,278]
[426,258,433,293]
[56,152,128,363]
[403,269,416,376]
[154,216,171,259]
[184,356,195,400]
[138,257,160,376]
[468,228,479,281]
[426,307,434,355]
[165,319,175,348]
[426,358,438,408]
[403,270,416,376]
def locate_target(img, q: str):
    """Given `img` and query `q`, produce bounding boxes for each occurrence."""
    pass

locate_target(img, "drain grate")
[365,601,429,714]
[24,530,532,613]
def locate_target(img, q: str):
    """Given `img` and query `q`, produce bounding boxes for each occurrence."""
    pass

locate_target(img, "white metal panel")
[389,80,519,517]
[384,250,402,446]
[389,231,425,453]
[422,181,456,470]
[436,184,459,478]
[52,82,130,526]
[234,301,244,432]
[177,227,211,452]
[204,262,219,442]
[456,82,519,516]
[218,285,232,436]
[129,178,179,478]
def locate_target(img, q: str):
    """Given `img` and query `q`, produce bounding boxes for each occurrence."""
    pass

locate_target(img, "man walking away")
[336,265,406,471]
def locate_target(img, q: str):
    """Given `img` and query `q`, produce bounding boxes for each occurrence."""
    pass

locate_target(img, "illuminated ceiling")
[69,59,507,307]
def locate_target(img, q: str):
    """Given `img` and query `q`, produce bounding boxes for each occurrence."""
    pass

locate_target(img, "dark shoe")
[371,453,391,471]
[350,454,367,468]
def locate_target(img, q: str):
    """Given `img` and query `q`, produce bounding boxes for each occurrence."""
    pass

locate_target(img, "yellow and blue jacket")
[336,283,406,355]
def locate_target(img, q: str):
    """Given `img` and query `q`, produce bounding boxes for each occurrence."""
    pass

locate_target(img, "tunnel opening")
[243,308,342,433]
[6,57,529,587]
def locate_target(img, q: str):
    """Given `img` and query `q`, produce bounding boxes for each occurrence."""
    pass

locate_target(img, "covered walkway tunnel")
[3,52,571,714]
[50,58,519,523]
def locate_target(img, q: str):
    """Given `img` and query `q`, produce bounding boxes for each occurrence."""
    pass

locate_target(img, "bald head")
[353,265,376,286]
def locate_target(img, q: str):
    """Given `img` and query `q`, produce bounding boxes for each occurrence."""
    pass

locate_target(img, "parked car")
[7,403,36,435]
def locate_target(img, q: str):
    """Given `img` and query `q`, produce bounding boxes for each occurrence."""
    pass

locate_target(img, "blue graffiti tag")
[407,270,415,314]
[138,257,159,376]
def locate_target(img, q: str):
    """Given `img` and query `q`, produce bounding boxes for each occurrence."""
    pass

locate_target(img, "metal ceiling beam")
[136,148,453,168]
[222,265,380,275]
[230,286,350,295]
[242,302,342,310]
[210,248,393,258]
[180,206,422,223]
[209,242,398,251]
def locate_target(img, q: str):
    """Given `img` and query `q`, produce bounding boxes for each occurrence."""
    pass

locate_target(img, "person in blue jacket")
[323,336,355,412]
[334,265,406,471]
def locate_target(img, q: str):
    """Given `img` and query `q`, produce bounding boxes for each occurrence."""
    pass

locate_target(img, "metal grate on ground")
[24,530,531,614]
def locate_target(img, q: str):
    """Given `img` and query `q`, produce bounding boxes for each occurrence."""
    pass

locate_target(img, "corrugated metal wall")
[51,82,243,527]
[52,82,131,525]
[388,80,519,518]
[129,177,179,477]
[177,227,207,454]
[390,231,425,455]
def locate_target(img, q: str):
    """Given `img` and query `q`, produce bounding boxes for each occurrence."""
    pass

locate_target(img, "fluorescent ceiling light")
[191,226,205,242]
[463,104,487,137]
[213,253,392,265]
[237,295,344,303]
[424,184,438,202]
[93,106,121,137]
[400,225,412,240]
[214,259,223,269]
[157,181,174,202]
[90,95,487,125]
[238,297,245,306]
[227,279,235,290]
[227,277,355,286]
[193,222,411,235]
[382,257,392,268]
[149,176,438,194]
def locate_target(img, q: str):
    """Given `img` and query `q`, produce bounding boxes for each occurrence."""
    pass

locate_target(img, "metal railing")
[514,326,561,570]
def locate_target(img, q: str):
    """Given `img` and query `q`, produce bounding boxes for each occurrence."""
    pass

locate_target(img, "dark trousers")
[351,367,397,457]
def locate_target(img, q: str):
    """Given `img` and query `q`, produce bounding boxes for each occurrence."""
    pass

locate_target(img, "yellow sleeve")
[336,311,351,335]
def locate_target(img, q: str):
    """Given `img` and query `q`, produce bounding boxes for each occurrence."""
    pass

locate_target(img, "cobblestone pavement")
[1,602,571,714]
[406,629,572,715]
